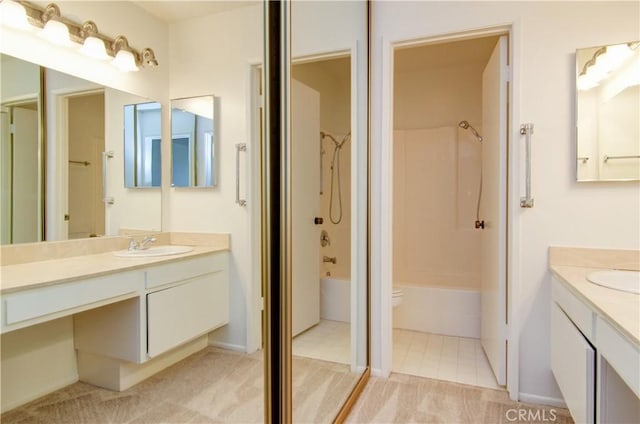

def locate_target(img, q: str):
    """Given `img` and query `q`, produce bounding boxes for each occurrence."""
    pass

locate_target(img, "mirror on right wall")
[576,41,640,181]
[170,95,216,187]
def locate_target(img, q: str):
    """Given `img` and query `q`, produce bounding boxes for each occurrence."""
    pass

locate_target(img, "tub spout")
[323,256,337,264]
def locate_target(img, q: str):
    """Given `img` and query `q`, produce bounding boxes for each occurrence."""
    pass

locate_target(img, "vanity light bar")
[2,1,159,71]
[577,41,638,90]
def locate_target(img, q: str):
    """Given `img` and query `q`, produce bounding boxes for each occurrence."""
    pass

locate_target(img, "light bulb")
[41,19,71,46]
[577,73,599,91]
[80,36,109,60]
[0,0,29,29]
[112,49,139,72]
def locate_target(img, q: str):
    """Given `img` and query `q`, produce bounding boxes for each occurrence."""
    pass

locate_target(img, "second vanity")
[549,247,640,424]
[0,233,230,395]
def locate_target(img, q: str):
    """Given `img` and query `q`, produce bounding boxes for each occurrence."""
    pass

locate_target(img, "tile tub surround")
[549,247,640,347]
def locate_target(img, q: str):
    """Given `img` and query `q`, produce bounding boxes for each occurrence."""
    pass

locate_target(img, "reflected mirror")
[170,96,216,187]
[0,54,43,244]
[124,102,162,188]
[576,41,640,181]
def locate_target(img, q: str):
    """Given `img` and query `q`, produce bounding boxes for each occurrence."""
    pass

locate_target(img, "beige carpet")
[346,372,574,424]
[1,347,360,424]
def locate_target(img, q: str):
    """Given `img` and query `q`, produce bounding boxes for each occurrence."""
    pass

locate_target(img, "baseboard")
[519,392,567,408]
[208,340,246,352]
[1,375,78,414]
[371,367,388,378]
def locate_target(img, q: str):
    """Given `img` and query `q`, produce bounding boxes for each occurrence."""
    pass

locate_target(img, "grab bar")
[604,155,640,163]
[236,143,247,206]
[520,123,534,208]
[102,151,114,205]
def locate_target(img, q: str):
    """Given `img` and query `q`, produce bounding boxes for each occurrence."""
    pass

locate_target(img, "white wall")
[371,0,640,403]
[167,4,263,351]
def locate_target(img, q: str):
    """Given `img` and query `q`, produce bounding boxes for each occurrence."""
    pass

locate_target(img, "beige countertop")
[550,264,640,348]
[0,245,228,295]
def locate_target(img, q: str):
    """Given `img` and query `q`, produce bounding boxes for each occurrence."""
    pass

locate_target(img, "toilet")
[392,287,404,308]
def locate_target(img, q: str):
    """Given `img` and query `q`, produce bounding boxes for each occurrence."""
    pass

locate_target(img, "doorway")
[65,91,105,239]
[389,34,510,390]
[291,55,352,365]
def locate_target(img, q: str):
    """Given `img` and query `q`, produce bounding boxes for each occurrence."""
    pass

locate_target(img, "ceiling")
[132,1,259,23]
[395,36,500,72]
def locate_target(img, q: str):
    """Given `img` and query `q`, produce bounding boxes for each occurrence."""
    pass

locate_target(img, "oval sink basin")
[586,270,640,294]
[113,245,194,258]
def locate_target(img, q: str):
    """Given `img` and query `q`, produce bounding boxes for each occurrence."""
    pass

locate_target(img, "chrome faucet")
[128,236,157,251]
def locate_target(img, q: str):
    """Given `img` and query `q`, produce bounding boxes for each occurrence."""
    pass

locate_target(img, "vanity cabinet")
[550,302,595,424]
[551,276,640,424]
[146,254,229,358]
[72,251,229,390]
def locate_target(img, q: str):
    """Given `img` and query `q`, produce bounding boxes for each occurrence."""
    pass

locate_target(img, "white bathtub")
[320,277,350,323]
[393,285,480,338]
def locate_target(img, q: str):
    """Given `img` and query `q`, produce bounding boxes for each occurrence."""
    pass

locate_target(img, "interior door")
[67,93,105,239]
[480,35,509,386]
[291,78,321,337]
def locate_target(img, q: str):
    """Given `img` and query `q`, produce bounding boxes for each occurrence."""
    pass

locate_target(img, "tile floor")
[392,328,502,390]
[293,319,350,364]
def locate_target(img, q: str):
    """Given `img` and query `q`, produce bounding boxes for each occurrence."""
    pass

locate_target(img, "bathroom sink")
[113,245,194,258]
[586,270,640,294]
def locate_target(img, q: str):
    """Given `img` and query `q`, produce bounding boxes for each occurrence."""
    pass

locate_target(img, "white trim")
[518,392,567,409]
[379,36,394,379]
[208,340,247,353]
[247,60,263,354]
[506,19,523,403]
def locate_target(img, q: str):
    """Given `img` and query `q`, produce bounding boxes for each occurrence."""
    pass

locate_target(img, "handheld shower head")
[458,120,483,142]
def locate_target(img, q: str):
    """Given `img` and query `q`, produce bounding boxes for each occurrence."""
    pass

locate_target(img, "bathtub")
[393,285,480,338]
[320,277,350,323]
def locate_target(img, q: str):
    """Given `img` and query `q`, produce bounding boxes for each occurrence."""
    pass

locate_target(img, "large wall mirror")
[0,53,163,244]
[124,101,162,188]
[170,96,216,187]
[576,41,640,181]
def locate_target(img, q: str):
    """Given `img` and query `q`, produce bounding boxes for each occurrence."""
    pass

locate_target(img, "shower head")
[458,120,483,142]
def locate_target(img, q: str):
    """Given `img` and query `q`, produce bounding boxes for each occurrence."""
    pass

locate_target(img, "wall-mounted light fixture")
[0,0,159,72]
[578,42,638,91]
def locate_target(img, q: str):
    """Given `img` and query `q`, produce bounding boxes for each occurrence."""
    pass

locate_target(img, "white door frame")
[49,87,104,241]
[376,25,521,401]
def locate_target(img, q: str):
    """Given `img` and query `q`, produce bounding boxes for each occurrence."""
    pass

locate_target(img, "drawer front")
[145,253,227,289]
[4,271,143,326]
[552,278,594,339]
[596,316,640,398]
[147,271,229,358]
[551,303,595,424]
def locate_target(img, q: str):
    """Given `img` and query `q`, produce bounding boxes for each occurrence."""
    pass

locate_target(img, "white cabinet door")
[551,302,595,424]
[147,272,228,358]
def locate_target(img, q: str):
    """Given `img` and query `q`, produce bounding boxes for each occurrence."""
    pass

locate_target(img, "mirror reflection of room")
[170,95,216,187]
[123,101,162,188]
[576,41,640,181]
